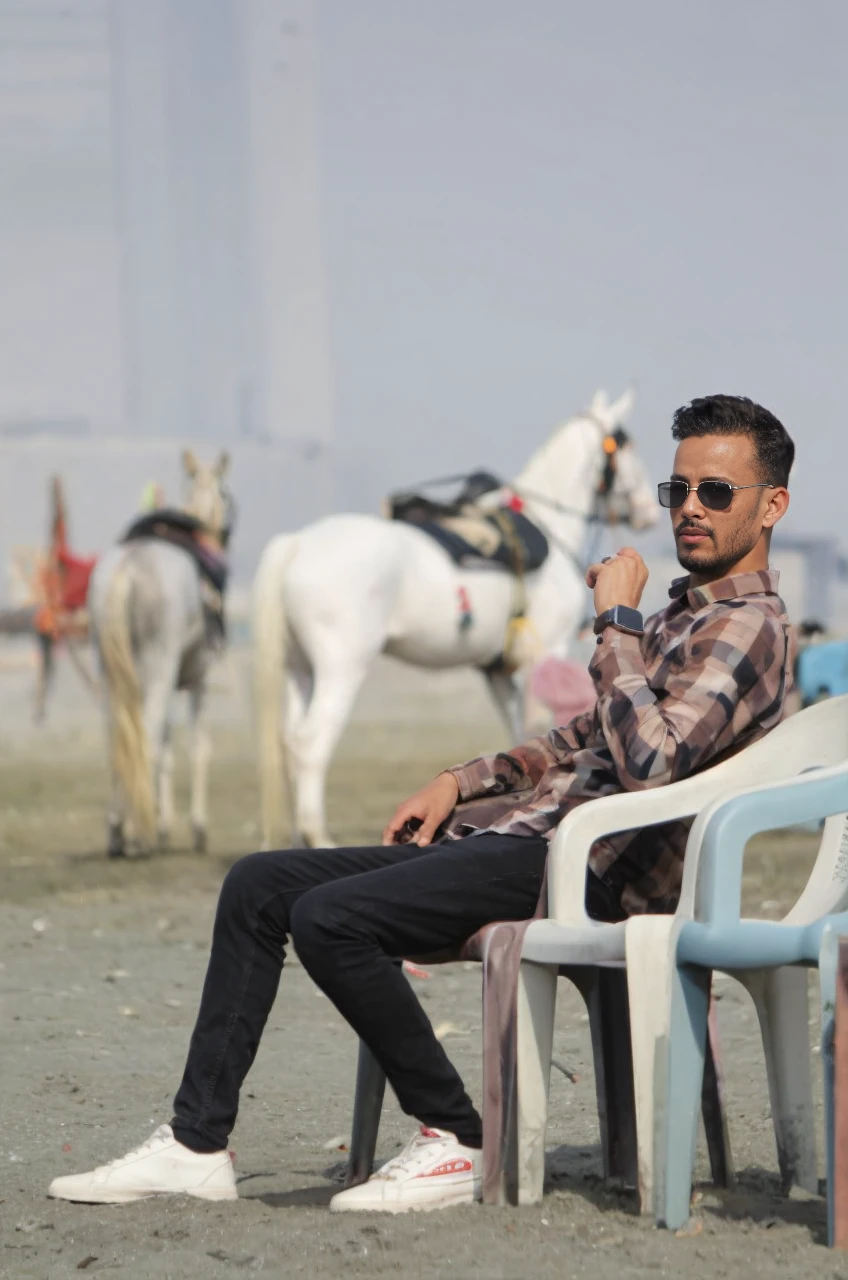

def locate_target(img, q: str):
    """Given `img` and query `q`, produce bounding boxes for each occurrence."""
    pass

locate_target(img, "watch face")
[614,607,643,630]
[595,606,643,635]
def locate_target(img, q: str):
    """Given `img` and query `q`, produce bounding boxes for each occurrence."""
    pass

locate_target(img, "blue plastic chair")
[624,762,848,1239]
[514,695,848,1212]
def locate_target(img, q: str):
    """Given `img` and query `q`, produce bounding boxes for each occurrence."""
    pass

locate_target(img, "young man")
[49,395,794,1212]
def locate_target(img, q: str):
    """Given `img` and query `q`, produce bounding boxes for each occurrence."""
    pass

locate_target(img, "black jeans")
[171,834,623,1153]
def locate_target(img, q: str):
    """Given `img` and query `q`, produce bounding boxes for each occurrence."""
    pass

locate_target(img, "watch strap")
[593,606,644,637]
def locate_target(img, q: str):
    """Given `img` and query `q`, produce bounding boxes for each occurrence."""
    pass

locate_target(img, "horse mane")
[512,414,603,507]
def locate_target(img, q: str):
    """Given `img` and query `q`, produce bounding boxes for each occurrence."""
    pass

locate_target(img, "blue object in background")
[797,641,848,706]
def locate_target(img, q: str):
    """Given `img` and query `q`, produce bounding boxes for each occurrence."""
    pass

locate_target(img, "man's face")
[669,434,776,577]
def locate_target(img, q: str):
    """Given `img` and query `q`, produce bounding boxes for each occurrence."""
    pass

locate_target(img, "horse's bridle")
[183,477,237,549]
[510,424,630,522]
[219,486,237,549]
[597,426,629,499]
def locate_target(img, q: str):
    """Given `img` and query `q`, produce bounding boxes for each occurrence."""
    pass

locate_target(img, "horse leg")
[277,651,313,847]
[288,660,371,849]
[484,666,525,741]
[105,709,128,857]
[157,722,175,849]
[140,658,178,852]
[188,682,211,853]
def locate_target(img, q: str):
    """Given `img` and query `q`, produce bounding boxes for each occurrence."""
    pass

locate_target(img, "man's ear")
[762,487,790,530]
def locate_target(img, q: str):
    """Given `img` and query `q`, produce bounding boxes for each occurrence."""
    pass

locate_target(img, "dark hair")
[671,395,794,487]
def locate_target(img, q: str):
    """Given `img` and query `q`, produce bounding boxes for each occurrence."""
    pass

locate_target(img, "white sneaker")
[47,1124,238,1204]
[329,1127,481,1214]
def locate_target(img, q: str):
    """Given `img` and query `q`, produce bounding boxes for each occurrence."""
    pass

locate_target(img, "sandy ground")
[1,643,847,1279]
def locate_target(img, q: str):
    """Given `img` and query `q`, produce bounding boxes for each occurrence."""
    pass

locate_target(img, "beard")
[675,517,760,577]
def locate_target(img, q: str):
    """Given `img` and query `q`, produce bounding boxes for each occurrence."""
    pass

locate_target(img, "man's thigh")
[240,842,434,918]
[299,834,548,956]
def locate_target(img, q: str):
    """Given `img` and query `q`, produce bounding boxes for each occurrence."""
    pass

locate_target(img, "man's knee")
[289,884,349,964]
[218,850,284,920]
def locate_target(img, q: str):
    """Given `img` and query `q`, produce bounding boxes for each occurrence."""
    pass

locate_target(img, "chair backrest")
[550,694,848,924]
[681,759,848,928]
[676,695,848,922]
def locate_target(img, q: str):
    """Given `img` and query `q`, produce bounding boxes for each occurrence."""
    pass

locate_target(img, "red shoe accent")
[416,1158,474,1178]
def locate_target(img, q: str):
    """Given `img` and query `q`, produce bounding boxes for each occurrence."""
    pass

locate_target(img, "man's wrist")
[593,605,644,637]
[593,597,642,615]
[438,768,463,802]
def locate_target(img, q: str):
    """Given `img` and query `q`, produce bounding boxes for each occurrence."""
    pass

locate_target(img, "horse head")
[181,449,236,547]
[587,389,660,532]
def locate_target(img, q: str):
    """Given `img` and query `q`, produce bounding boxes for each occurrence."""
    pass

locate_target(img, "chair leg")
[701,994,734,1188]
[660,956,711,1228]
[514,959,558,1205]
[596,968,639,1185]
[740,966,817,1193]
[819,928,838,1247]
[345,1040,387,1188]
[569,966,638,1185]
[626,915,709,1225]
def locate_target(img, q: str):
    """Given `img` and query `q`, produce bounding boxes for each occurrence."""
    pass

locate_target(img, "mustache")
[675,520,714,540]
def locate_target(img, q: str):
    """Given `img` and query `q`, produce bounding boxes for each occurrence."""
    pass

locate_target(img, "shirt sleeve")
[444,734,569,803]
[589,605,788,791]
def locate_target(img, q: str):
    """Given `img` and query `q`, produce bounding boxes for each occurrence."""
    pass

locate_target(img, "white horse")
[88,451,233,856]
[254,389,660,850]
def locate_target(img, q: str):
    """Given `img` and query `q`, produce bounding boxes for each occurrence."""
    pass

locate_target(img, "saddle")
[121,509,229,648]
[387,471,549,574]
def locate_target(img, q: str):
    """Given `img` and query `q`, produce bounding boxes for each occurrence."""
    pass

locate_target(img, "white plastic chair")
[513,694,848,1209]
[625,763,848,1233]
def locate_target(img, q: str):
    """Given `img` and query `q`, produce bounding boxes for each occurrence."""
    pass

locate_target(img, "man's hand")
[585,547,649,615]
[382,772,460,847]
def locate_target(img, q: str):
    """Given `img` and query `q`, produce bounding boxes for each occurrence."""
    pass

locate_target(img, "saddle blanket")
[399,508,549,573]
[121,509,228,594]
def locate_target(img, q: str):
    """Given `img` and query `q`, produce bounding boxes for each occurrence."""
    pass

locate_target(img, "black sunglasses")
[657,480,774,512]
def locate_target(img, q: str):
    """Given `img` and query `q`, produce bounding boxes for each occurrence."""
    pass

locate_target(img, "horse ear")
[608,385,636,426]
[182,448,199,477]
[589,389,609,418]
[215,449,231,478]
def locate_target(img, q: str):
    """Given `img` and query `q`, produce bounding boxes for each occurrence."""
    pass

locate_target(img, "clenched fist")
[382,772,460,847]
[585,546,649,615]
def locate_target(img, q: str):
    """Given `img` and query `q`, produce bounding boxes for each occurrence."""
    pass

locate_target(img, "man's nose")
[680,485,706,519]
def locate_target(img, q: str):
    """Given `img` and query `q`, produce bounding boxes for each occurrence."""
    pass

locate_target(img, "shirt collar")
[668,569,781,609]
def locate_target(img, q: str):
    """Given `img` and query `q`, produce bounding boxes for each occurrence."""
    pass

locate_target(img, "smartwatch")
[593,605,644,637]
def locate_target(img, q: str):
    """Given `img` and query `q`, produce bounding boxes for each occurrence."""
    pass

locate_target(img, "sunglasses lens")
[658,481,688,508]
[698,481,733,511]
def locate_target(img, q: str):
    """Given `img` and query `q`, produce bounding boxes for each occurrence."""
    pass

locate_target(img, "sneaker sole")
[330,1184,477,1215]
[47,1185,238,1205]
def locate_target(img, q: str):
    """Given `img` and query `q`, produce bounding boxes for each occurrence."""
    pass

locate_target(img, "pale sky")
[318,0,847,544]
[1,0,846,554]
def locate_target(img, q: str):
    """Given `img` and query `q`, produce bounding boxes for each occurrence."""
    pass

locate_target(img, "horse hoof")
[192,825,208,854]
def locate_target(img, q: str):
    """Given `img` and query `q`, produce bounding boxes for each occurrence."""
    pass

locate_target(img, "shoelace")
[100,1125,172,1170]
[373,1131,448,1182]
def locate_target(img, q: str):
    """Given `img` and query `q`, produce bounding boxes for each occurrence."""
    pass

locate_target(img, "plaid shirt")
[444,570,792,915]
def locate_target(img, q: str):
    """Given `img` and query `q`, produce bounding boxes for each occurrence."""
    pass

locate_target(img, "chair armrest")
[687,763,848,927]
[547,765,739,923]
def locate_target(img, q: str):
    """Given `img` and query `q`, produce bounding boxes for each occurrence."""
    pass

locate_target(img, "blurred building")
[0,0,124,435]
[0,0,332,471]
[113,0,332,456]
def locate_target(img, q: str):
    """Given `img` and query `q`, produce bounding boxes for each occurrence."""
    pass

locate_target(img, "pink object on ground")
[530,655,596,725]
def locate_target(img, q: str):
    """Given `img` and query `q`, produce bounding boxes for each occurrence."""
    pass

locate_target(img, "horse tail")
[254,535,298,849]
[99,557,156,847]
